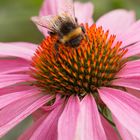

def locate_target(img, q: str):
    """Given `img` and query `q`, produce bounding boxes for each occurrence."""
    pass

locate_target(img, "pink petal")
[32,95,63,121]
[74,2,94,25]
[100,115,120,140]
[0,67,29,75]
[96,9,135,35]
[36,0,58,36]
[0,89,39,109]
[0,94,53,137]
[98,87,140,138]
[0,42,37,61]
[42,95,63,111]
[126,88,140,98]
[120,20,140,48]
[19,96,64,140]
[123,42,140,58]
[112,77,140,90]
[0,74,32,88]
[27,104,63,140]
[31,108,48,121]
[0,58,30,74]
[8,42,37,52]
[39,0,57,16]
[116,60,140,78]
[75,94,107,140]
[0,84,35,96]
[58,96,80,140]
[113,116,139,140]
[122,59,140,68]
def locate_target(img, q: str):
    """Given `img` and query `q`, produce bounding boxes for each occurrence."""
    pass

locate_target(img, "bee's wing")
[31,16,60,33]
[57,0,76,23]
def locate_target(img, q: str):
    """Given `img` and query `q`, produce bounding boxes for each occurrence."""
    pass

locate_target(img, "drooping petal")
[126,88,140,98]
[0,94,53,137]
[8,42,37,52]
[36,0,57,36]
[98,87,140,139]
[100,115,120,140]
[74,2,94,25]
[116,60,140,78]
[19,96,64,140]
[74,94,107,140]
[113,116,139,140]
[39,0,57,16]
[120,20,140,48]
[18,114,48,140]
[23,104,63,140]
[32,95,63,121]
[123,42,140,58]
[112,77,140,90]
[0,58,30,74]
[31,108,47,121]
[0,67,29,75]
[0,89,39,109]
[122,59,140,68]
[0,42,37,61]
[0,84,35,96]
[0,74,32,88]
[96,9,135,35]
[58,96,80,140]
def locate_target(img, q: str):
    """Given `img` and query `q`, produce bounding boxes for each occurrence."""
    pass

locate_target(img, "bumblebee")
[31,0,86,49]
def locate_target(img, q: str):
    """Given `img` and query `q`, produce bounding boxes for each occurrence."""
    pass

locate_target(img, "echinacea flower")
[0,0,140,140]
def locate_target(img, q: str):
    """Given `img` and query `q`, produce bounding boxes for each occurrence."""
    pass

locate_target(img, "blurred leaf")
[1,116,33,140]
[0,0,43,44]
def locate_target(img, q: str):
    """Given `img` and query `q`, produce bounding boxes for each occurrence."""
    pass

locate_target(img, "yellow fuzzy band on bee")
[60,27,82,43]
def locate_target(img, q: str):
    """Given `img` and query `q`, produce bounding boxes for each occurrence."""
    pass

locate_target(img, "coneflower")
[0,0,140,140]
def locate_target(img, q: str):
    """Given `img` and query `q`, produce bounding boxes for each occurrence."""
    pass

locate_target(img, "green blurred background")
[0,0,140,44]
[0,0,140,139]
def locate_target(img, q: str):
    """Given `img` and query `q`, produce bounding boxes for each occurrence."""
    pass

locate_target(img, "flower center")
[31,24,127,96]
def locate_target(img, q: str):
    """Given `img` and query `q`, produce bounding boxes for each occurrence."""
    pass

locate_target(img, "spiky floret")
[31,24,127,96]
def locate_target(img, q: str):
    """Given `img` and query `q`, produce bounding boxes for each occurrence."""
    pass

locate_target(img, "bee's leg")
[75,17,78,23]
[48,31,56,36]
[54,43,59,58]
[80,26,89,43]
[54,40,60,58]
[54,42,59,52]
[81,25,86,33]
